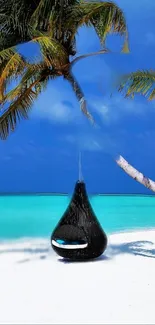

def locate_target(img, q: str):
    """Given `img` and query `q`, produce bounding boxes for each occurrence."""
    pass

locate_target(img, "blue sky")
[0,0,155,194]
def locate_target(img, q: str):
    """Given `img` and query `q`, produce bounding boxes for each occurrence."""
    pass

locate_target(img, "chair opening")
[52,238,88,249]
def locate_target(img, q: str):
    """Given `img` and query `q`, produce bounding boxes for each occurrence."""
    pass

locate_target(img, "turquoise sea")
[0,195,155,239]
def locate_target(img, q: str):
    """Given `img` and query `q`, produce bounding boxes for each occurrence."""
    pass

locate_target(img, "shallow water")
[0,195,155,239]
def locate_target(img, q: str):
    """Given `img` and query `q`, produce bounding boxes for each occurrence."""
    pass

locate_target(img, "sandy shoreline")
[0,229,155,324]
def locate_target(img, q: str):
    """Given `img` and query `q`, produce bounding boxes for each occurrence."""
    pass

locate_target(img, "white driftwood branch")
[116,155,155,192]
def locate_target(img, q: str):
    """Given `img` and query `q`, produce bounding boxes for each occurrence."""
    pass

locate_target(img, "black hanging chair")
[51,180,107,260]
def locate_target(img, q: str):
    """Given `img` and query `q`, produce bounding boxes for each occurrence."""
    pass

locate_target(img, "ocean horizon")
[0,192,155,196]
[0,194,155,239]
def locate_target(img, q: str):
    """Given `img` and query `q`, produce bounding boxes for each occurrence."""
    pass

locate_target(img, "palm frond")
[0,0,40,46]
[149,88,155,100]
[30,32,68,67]
[30,0,80,32]
[3,61,58,104]
[118,70,155,100]
[0,60,59,139]
[0,85,37,140]
[67,1,129,52]
[30,0,53,30]
[19,61,58,93]
[0,52,26,102]
[0,47,16,63]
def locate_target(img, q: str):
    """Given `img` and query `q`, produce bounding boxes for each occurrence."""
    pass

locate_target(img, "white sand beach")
[0,229,155,324]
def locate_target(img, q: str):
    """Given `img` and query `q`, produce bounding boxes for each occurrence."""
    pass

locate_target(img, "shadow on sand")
[58,240,155,264]
[0,240,155,264]
[107,240,155,259]
[0,245,51,263]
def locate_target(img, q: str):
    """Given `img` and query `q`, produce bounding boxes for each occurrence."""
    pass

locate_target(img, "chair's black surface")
[51,181,107,260]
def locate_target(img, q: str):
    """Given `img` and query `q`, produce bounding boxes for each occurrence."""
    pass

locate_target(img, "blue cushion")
[56,239,86,245]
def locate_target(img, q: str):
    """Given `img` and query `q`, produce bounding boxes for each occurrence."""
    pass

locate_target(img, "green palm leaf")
[30,0,53,30]
[118,70,155,100]
[30,0,80,32]
[0,86,38,140]
[30,32,68,67]
[0,47,16,64]
[67,1,129,52]
[0,52,25,102]
[0,0,40,49]
[0,62,58,139]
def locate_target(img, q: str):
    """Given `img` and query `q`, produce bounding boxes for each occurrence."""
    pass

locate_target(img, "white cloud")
[37,102,74,123]
[90,93,155,125]
[63,130,120,155]
[80,138,102,152]
[65,134,102,152]
[32,81,83,124]
[31,76,155,129]
[92,101,110,122]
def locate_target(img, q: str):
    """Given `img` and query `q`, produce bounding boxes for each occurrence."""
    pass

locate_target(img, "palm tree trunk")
[116,155,155,192]
[64,71,94,123]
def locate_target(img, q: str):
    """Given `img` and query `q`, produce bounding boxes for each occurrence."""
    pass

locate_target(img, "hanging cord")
[78,151,83,182]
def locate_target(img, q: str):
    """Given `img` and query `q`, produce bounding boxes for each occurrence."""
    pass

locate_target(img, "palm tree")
[115,70,155,192]
[0,0,129,139]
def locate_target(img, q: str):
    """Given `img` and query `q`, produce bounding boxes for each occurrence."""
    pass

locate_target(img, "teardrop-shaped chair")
[51,181,107,260]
